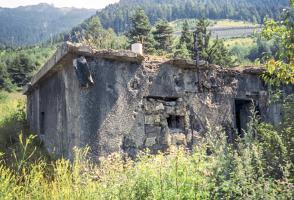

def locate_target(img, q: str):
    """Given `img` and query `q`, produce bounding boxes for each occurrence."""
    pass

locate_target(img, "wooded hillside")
[0,3,95,47]
[96,0,288,33]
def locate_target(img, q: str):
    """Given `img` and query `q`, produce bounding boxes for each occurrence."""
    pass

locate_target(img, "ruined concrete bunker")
[24,42,291,158]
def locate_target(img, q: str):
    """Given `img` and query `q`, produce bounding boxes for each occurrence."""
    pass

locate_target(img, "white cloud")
[0,0,120,9]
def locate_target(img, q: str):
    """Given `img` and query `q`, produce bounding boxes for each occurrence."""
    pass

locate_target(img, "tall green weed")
[0,119,293,200]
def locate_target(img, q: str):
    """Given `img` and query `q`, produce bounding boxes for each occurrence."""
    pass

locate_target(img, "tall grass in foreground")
[0,122,293,200]
[0,92,27,157]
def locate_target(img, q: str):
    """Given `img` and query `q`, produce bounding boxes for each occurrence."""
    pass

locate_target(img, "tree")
[144,33,157,54]
[80,16,127,50]
[178,20,193,52]
[247,37,272,63]
[261,0,294,85]
[194,19,211,61]
[153,19,173,52]
[127,9,152,52]
[194,19,234,66]
[209,39,235,67]
[83,16,107,49]
[7,53,36,87]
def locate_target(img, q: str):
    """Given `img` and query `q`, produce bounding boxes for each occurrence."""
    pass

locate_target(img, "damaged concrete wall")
[27,54,81,158]
[27,51,291,159]
[75,58,283,158]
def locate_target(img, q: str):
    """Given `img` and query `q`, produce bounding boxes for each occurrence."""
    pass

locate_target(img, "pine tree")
[144,33,157,54]
[194,19,234,67]
[7,53,36,86]
[179,20,193,52]
[83,16,106,49]
[153,19,173,52]
[194,19,211,61]
[209,39,235,66]
[80,16,127,50]
[127,9,152,46]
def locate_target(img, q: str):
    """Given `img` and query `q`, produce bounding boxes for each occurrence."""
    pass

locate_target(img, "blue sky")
[0,0,120,9]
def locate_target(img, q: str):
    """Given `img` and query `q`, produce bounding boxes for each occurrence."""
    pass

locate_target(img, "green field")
[170,19,258,33]
[224,37,255,49]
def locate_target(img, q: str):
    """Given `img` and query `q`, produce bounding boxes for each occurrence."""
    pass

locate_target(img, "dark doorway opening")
[167,115,185,132]
[235,99,253,137]
[40,112,45,135]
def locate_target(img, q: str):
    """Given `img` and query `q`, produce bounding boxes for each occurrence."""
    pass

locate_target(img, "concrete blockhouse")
[24,42,292,159]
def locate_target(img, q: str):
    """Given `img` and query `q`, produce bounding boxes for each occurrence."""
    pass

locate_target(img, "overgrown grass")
[0,91,49,169]
[0,92,46,165]
[0,117,293,199]
[0,92,26,151]
[224,37,255,48]
[213,19,258,27]
[0,91,25,122]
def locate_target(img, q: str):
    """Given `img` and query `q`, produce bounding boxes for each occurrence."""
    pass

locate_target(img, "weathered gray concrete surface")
[25,43,293,159]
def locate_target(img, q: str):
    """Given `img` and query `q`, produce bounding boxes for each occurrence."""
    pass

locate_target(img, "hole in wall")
[167,115,185,133]
[40,112,45,135]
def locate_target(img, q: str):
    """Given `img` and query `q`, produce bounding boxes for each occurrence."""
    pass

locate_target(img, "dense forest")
[96,0,289,33]
[0,3,95,47]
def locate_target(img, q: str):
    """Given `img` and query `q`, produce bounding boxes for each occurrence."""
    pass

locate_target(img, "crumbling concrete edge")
[23,42,145,94]
[23,42,266,95]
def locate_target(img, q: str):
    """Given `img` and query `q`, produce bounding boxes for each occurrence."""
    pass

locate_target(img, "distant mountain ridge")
[0,3,96,47]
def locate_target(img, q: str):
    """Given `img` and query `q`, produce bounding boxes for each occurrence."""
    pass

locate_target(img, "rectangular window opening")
[167,115,185,132]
